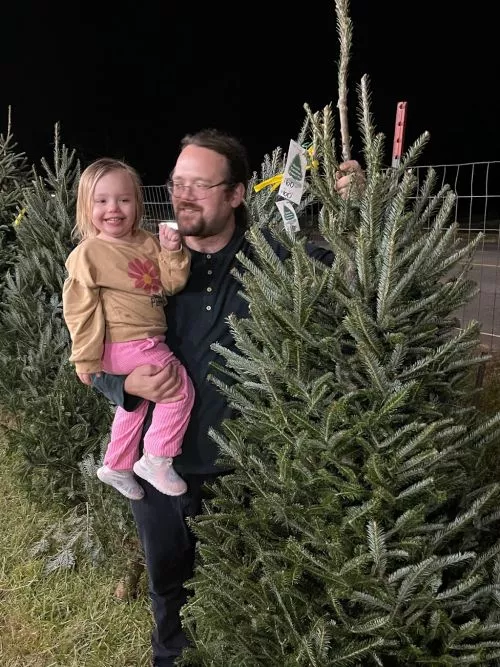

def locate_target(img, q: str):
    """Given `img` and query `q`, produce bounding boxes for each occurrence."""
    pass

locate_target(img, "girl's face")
[92,169,137,242]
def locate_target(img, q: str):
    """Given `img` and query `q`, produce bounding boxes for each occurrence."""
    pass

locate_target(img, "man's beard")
[174,203,207,236]
[174,202,229,238]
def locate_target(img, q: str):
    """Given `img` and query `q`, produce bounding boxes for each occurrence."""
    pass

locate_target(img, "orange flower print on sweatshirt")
[128,258,161,294]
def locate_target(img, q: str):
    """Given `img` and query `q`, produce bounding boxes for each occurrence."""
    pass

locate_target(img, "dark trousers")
[131,473,215,667]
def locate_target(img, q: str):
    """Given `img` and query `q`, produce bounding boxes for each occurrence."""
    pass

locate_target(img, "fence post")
[392,101,408,168]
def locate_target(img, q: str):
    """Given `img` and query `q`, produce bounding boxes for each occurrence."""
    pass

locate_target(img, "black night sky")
[2,1,498,185]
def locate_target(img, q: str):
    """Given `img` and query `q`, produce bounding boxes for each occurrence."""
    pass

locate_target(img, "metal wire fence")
[141,185,174,234]
[142,161,500,349]
[413,161,500,351]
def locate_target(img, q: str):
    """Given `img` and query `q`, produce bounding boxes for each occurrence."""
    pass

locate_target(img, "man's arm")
[92,363,184,410]
[92,372,142,411]
[305,242,334,266]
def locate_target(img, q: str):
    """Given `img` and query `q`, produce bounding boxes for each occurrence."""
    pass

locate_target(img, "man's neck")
[184,220,236,254]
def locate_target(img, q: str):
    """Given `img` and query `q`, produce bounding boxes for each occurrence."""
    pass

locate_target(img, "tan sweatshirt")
[62,230,190,374]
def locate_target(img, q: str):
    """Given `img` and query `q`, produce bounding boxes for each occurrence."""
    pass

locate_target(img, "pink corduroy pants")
[100,336,194,471]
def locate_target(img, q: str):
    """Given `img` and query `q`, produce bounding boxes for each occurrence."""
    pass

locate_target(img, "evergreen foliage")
[30,450,140,573]
[0,117,139,575]
[0,107,30,297]
[181,8,500,667]
[0,124,78,395]
[0,124,113,505]
[4,362,112,505]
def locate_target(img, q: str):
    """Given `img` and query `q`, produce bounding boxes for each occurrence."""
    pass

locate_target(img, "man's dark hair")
[180,129,250,228]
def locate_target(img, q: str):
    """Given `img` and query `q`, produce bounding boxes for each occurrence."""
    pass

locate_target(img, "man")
[94,129,363,666]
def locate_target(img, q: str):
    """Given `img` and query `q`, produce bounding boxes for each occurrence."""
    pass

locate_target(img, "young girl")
[62,157,194,501]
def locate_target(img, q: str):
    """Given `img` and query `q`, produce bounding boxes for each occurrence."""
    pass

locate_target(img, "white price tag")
[276,200,300,234]
[277,139,307,206]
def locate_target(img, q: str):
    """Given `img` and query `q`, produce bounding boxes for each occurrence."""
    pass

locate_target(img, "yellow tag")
[254,174,283,193]
[13,208,26,227]
[253,145,318,193]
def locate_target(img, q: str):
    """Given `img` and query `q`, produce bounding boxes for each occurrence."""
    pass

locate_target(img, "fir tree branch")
[335,0,353,161]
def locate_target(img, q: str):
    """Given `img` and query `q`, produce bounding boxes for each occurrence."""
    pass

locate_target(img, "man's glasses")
[166,180,231,200]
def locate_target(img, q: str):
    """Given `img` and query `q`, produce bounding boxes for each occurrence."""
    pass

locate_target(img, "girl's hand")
[77,371,101,386]
[159,225,182,251]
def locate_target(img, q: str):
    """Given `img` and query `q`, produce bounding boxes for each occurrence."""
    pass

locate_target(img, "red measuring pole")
[392,101,408,167]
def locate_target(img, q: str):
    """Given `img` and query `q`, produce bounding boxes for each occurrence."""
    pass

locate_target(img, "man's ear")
[230,182,246,208]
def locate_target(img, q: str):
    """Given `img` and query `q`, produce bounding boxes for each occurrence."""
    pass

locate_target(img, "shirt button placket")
[205,254,213,313]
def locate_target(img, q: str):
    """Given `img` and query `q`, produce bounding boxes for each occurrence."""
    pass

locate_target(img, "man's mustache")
[176,202,202,211]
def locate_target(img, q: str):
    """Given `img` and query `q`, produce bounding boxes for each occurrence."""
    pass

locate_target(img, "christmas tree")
[0,107,30,298]
[181,2,500,664]
[0,123,112,505]
[0,120,141,575]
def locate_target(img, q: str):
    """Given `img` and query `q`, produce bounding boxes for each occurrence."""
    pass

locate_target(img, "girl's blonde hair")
[73,157,144,241]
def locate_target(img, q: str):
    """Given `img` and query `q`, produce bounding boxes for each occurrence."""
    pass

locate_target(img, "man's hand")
[335,160,366,199]
[124,363,183,403]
